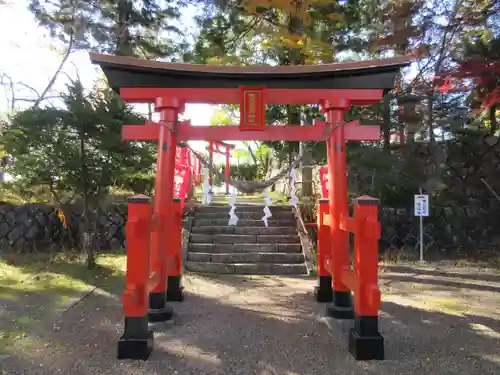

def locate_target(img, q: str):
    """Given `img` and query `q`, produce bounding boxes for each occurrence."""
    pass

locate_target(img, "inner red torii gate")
[90,53,411,362]
[207,141,235,194]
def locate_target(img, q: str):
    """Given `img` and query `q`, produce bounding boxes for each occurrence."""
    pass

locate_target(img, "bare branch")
[15,95,63,103]
[16,82,41,98]
[226,17,261,49]
[34,34,75,108]
[0,73,15,110]
[33,0,83,109]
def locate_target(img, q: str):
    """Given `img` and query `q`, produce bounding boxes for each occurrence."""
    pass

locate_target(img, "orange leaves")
[206,56,242,66]
[475,88,500,114]
[260,32,333,64]
[326,13,345,24]
[241,0,342,63]
[277,34,306,48]
[242,0,343,27]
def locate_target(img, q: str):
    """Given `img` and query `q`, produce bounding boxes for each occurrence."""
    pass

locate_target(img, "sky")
[0,1,421,168]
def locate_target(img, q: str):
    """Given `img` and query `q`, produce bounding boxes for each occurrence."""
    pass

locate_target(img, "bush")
[220,163,258,181]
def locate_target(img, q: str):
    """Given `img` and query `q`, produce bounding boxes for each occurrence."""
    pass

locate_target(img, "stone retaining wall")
[0,203,127,253]
[379,204,500,254]
[1,201,499,255]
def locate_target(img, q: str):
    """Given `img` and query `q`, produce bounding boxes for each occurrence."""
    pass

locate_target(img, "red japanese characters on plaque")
[239,86,266,131]
[319,166,329,198]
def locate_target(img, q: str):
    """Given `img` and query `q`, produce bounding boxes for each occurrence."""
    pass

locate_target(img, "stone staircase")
[185,204,308,275]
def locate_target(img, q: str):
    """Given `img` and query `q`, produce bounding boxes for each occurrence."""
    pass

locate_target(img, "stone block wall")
[379,203,500,254]
[0,203,126,253]
[1,200,499,256]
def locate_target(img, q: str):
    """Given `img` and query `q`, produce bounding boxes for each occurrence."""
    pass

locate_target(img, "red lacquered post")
[166,198,184,301]
[118,194,154,360]
[208,141,213,185]
[324,98,353,319]
[148,97,178,322]
[179,147,188,167]
[225,150,230,195]
[196,154,202,186]
[348,196,384,360]
[314,199,334,302]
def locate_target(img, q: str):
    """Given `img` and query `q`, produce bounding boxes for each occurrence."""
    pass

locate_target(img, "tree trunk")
[244,141,258,165]
[286,14,306,196]
[79,126,95,269]
[148,103,153,120]
[398,124,405,145]
[382,95,391,150]
[490,104,497,135]
[427,92,435,142]
[285,105,300,197]
[270,156,280,192]
[115,0,133,56]
[300,109,313,196]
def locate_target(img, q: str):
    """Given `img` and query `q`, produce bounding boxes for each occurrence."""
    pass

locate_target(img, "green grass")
[0,251,126,354]
[0,185,137,205]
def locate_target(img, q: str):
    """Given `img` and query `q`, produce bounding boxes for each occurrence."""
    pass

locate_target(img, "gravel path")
[2,266,500,375]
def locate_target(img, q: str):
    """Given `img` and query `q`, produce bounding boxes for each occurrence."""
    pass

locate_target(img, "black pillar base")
[166,276,184,302]
[148,291,174,322]
[326,290,353,319]
[117,317,154,360]
[314,275,333,302]
[348,314,384,361]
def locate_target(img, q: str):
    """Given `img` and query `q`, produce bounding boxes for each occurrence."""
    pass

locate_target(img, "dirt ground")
[2,263,500,375]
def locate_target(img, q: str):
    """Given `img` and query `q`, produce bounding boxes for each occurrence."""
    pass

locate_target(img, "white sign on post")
[414,192,429,263]
[414,194,429,217]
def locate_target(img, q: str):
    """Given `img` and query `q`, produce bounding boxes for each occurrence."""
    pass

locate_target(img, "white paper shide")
[228,186,239,226]
[202,167,212,204]
[261,187,273,227]
[289,168,298,209]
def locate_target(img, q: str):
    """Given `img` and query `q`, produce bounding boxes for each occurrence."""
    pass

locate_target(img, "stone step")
[196,205,292,213]
[190,234,300,244]
[187,252,304,264]
[185,261,308,275]
[195,219,296,227]
[191,226,296,235]
[188,243,301,253]
[195,211,295,220]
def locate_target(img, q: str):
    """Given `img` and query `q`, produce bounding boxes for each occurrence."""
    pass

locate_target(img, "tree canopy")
[1,81,156,203]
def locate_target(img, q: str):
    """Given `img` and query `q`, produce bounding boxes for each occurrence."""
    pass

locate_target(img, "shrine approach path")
[2,266,500,375]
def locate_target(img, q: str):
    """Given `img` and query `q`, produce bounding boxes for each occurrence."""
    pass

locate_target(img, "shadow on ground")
[1,269,500,375]
[384,264,500,283]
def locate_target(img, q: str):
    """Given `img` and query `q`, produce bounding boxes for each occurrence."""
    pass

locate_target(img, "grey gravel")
[2,265,500,375]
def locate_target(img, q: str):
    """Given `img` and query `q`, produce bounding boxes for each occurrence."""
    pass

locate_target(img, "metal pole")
[419,188,424,263]
[419,215,424,262]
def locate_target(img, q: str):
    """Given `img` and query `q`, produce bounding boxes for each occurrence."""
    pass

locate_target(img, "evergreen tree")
[28,0,187,58]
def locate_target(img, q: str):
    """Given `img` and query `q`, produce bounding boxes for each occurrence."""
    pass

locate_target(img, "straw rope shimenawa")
[177,120,346,194]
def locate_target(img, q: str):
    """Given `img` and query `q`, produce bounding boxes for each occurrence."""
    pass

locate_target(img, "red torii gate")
[90,53,411,362]
[207,141,235,194]
[174,146,201,204]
